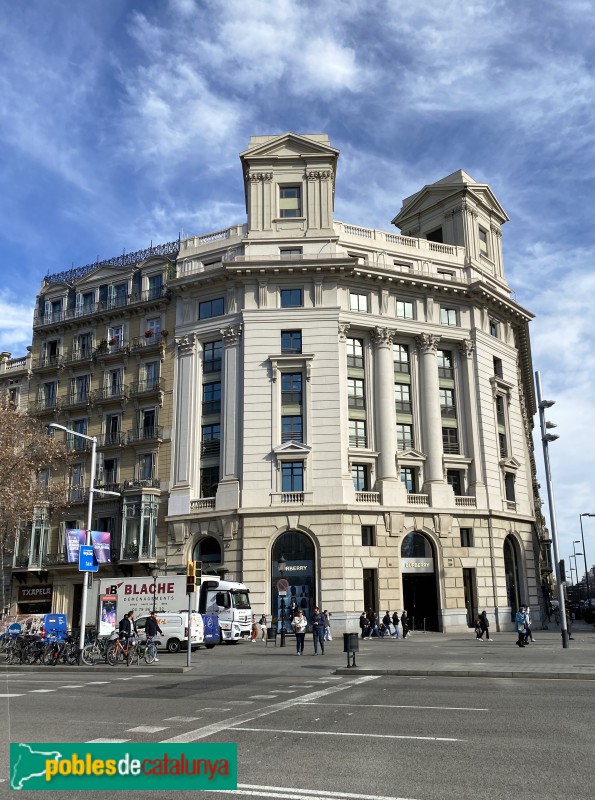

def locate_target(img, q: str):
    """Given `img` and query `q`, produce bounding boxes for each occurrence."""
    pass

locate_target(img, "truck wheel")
[166,639,181,654]
[205,644,216,650]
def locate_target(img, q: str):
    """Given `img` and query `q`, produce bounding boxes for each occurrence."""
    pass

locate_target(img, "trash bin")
[266,627,277,647]
[343,632,359,653]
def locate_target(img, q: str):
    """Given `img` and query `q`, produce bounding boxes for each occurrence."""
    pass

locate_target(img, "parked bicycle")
[106,635,136,666]
[81,634,115,666]
[126,637,160,666]
[43,636,79,666]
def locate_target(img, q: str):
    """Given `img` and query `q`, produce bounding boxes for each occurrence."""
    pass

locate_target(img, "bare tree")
[0,398,72,613]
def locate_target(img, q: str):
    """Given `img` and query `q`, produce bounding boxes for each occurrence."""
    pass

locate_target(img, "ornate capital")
[458,339,474,358]
[415,333,439,354]
[491,225,502,238]
[338,322,351,342]
[307,170,333,180]
[175,333,196,355]
[221,324,242,348]
[249,172,273,182]
[371,326,396,348]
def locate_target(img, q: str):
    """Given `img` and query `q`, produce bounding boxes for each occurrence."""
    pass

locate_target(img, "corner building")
[166,133,547,632]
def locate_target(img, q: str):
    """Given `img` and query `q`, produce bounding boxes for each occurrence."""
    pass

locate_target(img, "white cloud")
[0,290,35,356]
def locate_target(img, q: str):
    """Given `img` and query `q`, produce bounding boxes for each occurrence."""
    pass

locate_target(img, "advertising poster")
[98,595,117,635]
[65,529,86,563]
[90,530,111,563]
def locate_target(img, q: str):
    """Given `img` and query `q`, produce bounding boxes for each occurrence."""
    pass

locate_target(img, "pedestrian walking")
[391,611,400,639]
[144,610,162,662]
[311,606,325,655]
[515,606,526,647]
[400,611,409,639]
[359,610,369,639]
[292,609,307,655]
[566,608,574,640]
[323,609,333,641]
[382,611,392,637]
[367,610,379,639]
[524,606,535,643]
[250,615,258,642]
[479,610,492,641]
[259,614,268,642]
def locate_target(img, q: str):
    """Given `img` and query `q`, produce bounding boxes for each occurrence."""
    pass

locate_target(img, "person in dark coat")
[118,611,136,642]
[311,606,325,655]
[359,611,369,639]
[391,611,400,639]
[479,611,492,641]
[400,611,409,638]
[144,611,163,662]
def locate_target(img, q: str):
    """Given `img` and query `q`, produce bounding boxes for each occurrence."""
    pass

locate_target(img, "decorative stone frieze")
[249,172,273,182]
[307,170,333,180]
[338,322,350,342]
[220,324,242,348]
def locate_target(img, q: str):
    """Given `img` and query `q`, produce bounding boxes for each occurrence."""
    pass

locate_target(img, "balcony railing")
[281,431,303,443]
[93,385,129,402]
[93,342,130,359]
[201,439,221,457]
[349,435,368,448]
[443,441,460,455]
[127,426,163,443]
[120,543,156,561]
[454,496,477,508]
[34,355,64,370]
[65,391,91,407]
[65,349,94,365]
[43,551,70,567]
[68,487,89,503]
[123,478,160,490]
[129,336,164,352]
[13,555,31,568]
[34,287,170,328]
[97,432,126,447]
[190,497,216,511]
[355,491,380,504]
[130,380,161,395]
[66,438,92,453]
[35,398,60,413]
[94,481,121,495]
[271,491,305,504]
[406,493,429,506]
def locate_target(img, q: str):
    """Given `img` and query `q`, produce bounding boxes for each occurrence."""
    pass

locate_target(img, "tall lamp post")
[49,423,120,659]
[572,541,583,604]
[278,554,287,648]
[568,555,577,593]
[579,513,594,608]
[535,372,569,648]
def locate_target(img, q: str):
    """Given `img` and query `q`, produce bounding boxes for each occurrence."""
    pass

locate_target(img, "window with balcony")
[142,361,159,391]
[281,373,302,405]
[349,419,367,448]
[361,525,376,546]
[42,339,60,367]
[281,330,302,354]
[137,408,157,440]
[395,384,412,414]
[442,427,460,454]
[347,337,364,369]
[146,317,161,337]
[348,378,365,409]
[352,464,369,492]
[396,300,414,320]
[282,415,303,443]
[106,369,123,398]
[437,349,454,379]
[38,381,57,409]
[44,298,63,322]
[440,307,458,326]
[93,516,115,535]
[199,297,225,319]
[102,457,119,486]
[396,423,413,451]
[393,344,410,374]
[350,292,368,312]
[202,381,221,414]
[281,461,303,492]
[137,453,155,482]
[68,419,88,451]
[75,291,95,316]
[203,340,222,373]
[280,288,303,308]
[74,332,92,359]
[201,423,221,457]
[148,273,163,300]
[279,185,302,218]
[69,464,85,502]
[200,465,219,498]
[8,386,20,407]
[105,413,121,445]
[400,466,417,494]
[72,374,90,403]
[109,283,128,309]
[446,469,463,495]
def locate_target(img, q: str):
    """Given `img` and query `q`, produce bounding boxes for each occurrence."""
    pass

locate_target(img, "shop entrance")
[271,531,315,632]
[401,531,440,631]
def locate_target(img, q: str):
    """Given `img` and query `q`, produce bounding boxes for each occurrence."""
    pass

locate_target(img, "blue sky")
[1,0,594,576]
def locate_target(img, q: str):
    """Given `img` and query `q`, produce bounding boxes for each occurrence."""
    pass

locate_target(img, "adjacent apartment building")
[5,132,550,632]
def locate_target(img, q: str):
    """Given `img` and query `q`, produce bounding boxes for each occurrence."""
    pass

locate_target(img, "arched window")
[504,535,523,618]
[192,536,222,566]
[401,531,433,558]
[271,530,316,630]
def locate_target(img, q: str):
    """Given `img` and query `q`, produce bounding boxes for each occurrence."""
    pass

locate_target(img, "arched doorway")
[271,531,316,632]
[504,535,523,620]
[401,531,440,631]
[193,536,223,571]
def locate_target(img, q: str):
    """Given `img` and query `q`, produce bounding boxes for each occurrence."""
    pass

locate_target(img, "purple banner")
[65,529,86,563]
[90,531,111,564]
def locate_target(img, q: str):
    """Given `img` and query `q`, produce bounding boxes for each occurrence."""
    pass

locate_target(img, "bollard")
[343,632,359,668]
[423,617,426,633]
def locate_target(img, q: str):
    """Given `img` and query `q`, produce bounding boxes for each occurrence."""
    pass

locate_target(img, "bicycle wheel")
[106,642,120,666]
[66,643,80,665]
[20,642,38,665]
[43,643,59,666]
[127,645,139,666]
[144,643,157,664]
[81,643,100,666]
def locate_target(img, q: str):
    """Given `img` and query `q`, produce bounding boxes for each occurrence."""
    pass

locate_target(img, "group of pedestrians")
[514,605,536,647]
[251,608,333,655]
[474,610,493,641]
[359,610,409,639]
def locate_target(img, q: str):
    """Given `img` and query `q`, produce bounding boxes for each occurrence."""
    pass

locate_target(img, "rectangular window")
[498,432,508,459]
[395,384,412,414]
[103,457,118,485]
[281,415,303,443]
[280,288,303,308]
[281,330,302,354]
[446,469,463,495]
[440,307,458,326]
[279,186,302,218]
[201,423,221,457]
[107,325,123,349]
[350,292,368,312]
[361,525,376,546]
[202,382,221,414]
[460,528,474,547]
[400,466,416,494]
[281,373,303,405]
[140,408,156,439]
[352,464,369,492]
[489,319,499,337]
[69,419,88,451]
[479,228,488,256]
[203,340,222,373]
[199,297,225,319]
[437,349,454,379]
[347,337,364,369]
[281,461,304,492]
[148,274,163,300]
[396,423,413,451]
[393,344,410,374]
[146,317,161,337]
[504,473,516,502]
[349,419,367,448]
[200,465,219,498]
[442,427,460,454]
[75,333,93,358]
[426,227,443,243]
[280,248,303,259]
[493,357,503,379]
[143,361,159,391]
[495,395,506,427]
[347,378,365,408]
[396,300,414,320]
[138,453,155,481]
[73,375,90,403]
[440,388,457,419]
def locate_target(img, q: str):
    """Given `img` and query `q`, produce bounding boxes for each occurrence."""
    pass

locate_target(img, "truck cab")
[199,578,251,643]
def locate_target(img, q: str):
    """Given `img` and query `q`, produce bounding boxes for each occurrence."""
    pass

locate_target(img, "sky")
[1,0,594,577]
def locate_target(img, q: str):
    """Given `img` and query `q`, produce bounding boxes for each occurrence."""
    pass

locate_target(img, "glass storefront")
[271,530,315,631]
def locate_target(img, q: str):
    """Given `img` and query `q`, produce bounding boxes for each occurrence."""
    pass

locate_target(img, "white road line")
[161,676,379,744]
[164,716,201,722]
[0,693,24,698]
[28,689,56,693]
[234,785,419,800]
[85,681,110,685]
[61,685,85,689]
[126,725,169,734]
[301,702,488,712]
[271,689,296,693]
[199,707,232,712]
[236,726,463,742]
[251,695,279,699]
[86,738,131,743]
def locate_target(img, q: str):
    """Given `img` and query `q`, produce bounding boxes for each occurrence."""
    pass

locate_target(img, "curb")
[333,668,595,681]
[0,665,193,674]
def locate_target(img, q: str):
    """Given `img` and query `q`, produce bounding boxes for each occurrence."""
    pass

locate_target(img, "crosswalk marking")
[0,693,24,698]
[86,738,130,743]
[164,716,201,722]
[28,689,56,693]
[126,725,169,734]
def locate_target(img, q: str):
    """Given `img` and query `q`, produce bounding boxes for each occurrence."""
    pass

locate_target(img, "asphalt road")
[1,644,593,800]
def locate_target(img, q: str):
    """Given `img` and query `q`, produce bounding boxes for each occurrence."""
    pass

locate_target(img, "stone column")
[216,324,242,510]
[458,339,487,506]
[169,334,198,517]
[416,333,453,506]
[371,327,407,505]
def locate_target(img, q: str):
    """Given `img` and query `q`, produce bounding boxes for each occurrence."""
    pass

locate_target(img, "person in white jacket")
[292,609,307,655]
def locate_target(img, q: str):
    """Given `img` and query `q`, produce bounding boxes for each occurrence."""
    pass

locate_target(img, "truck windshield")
[231,591,250,610]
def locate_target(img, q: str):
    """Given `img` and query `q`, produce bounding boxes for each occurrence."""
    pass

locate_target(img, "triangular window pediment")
[398,448,426,461]
[500,456,521,471]
[241,132,338,161]
[75,265,130,287]
[273,440,312,455]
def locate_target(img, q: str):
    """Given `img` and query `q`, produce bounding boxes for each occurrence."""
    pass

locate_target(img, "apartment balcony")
[93,342,130,360]
[123,478,161,490]
[120,542,157,562]
[68,487,89,504]
[63,349,94,366]
[35,398,61,414]
[349,436,368,449]
[42,551,70,567]
[130,380,162,396]
[64,391,91,408]
[201,439,220,457]
[127,426,163,443]
[129,335,166,354]
[33,355,64,372]
[190,497,216,511]
[92,385,129,403]
[94,481,122,496]
[355,491,380,504]
[66,438,92,453]
[13,554,33,569]
[406,493,429,506]
[97,432,127,447]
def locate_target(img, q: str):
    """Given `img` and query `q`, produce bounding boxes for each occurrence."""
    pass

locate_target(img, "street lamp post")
[278,554,287,648]
[579,513,594,608]
[49,423,120,660]
[573,541,583,604]
[535,372,569,648]
[568,555,576,591]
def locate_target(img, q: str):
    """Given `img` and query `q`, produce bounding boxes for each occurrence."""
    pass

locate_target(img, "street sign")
[278,590,287,597]
[79,544,98,572]
[276,578,289,592]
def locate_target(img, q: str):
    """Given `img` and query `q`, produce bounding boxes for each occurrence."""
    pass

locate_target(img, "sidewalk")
[334,621,595,680]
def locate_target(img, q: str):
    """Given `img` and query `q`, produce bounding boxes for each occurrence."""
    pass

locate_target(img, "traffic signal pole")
[186,560,202,668]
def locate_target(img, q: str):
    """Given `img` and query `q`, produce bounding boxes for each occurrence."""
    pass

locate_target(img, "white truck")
[198,577,252,643]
